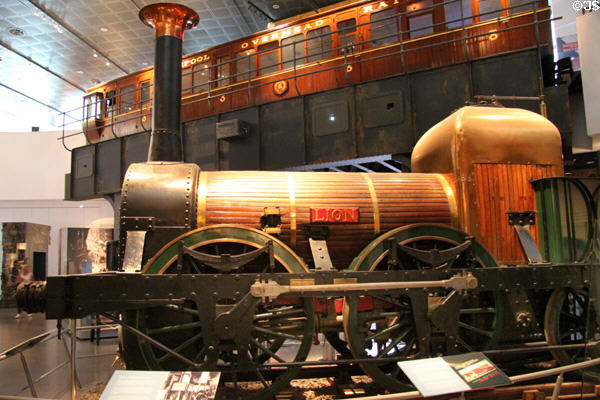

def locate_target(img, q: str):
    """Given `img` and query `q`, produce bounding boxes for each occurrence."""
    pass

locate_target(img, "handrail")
[345,356,600,400]
[0,325,116,399]
[0,331,54,361]
[60,0,552,141]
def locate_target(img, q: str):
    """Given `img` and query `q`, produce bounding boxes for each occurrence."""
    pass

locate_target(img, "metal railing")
[3,315,599,400]
[58,0,552,147]
[343,356,600,400]
[0,322,117,399]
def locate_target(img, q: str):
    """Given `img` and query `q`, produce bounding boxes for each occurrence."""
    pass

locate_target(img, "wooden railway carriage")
[81,0,552,142]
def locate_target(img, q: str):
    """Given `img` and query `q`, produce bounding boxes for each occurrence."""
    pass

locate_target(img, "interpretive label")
[398,352,511,397]
[100,370,220,400]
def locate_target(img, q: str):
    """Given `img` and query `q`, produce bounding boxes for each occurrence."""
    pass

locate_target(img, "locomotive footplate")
[17,263,600,393]
[38,265,593,320]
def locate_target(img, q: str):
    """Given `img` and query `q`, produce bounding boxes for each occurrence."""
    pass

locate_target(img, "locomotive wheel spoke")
[158,332,204,364]
[458,321,494,338]
[376,327,412,358]
[188,256,202,274]
[365,321,405,342]
[459,307,496,314]
[253,365,269,389]
[193,346,207,363]
[147,321,203,335]
[560,310,579,320]
[162,304,200,316]
[343,224,503,393]
[371,294,411,309]
[254,308,306,321]
[252,326,303,342]
[544,287,600,381]
[127,225,314,399]
[455,336,475,352]
[359,310,405,322]
[249,338,287,363]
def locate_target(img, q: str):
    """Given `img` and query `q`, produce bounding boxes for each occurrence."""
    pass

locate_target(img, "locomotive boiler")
[17,3,600,399]
[122,105,562,275]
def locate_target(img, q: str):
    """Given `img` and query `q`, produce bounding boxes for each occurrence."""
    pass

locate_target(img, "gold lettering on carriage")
[182,54,210,68]
[362,0,399,14]
[241,19,325,49]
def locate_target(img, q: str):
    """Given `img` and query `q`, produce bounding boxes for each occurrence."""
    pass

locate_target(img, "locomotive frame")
[28,102,600,397]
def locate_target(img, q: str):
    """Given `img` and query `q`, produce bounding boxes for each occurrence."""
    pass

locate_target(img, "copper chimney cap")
[139,3,199,39]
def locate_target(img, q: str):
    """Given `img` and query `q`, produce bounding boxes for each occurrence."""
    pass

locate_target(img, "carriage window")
[408,13,434,39]
[182,67,192,93]
[509,0,532,14]
[235,50,255,82]
[338,19,357,54]
[307,27,332,62]
[120,84,135,113]
[445,0,472,29]
[479,0,502,21]
[258,41,279,75]
[84,93,102,120]
[140,81,150,107]
[106,90,116,118]
[282,34,305,70]
[192,63,210,94]
[85,96,93,120]
[217,56,231,87]
[370,8,398,47]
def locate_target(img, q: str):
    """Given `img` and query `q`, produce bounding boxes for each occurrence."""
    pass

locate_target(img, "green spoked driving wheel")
[122,225,314,399]
[342,224,504,392]
[545,288,600,380]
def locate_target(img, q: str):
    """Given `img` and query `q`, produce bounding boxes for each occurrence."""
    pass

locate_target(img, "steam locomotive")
[19,2,599,399]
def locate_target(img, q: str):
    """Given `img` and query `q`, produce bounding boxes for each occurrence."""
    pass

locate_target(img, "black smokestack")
[139,3,199,162]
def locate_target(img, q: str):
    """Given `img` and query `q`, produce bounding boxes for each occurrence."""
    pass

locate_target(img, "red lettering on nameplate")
[310,207,359,223]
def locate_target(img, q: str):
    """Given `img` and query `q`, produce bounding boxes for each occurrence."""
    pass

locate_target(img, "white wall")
[577,12,600,139]
[0,130,115,278]
[0,130,83,199]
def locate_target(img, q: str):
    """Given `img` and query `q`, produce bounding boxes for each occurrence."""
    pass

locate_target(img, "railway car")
[80,0,552,143]
[19,3,600,399]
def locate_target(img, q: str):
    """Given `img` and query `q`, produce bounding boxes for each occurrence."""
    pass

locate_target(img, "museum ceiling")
[0,0,345,132]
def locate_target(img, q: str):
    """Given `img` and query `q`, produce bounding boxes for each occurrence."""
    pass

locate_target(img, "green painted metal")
[344,223,503,393]
[532,178,598,264]
[143,224,309,274]
[348,223,498,271]
[544,287,600,380]
[133,225,314,399]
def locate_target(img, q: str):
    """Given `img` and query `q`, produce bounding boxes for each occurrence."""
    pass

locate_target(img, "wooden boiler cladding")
[200,171,452,268]
[121,163,453,270]
[411,106,564,264]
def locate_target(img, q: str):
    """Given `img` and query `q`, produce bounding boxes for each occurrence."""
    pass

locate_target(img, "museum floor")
[0,308,119,399]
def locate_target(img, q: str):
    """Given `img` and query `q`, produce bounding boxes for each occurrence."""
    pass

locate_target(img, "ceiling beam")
[378,160,403,173]
[0,39,85,93]
[231,0,255,35]
[0,81,78,121]
[129,0,142,10]
[247,1,274,22]
[26,0,129,75]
